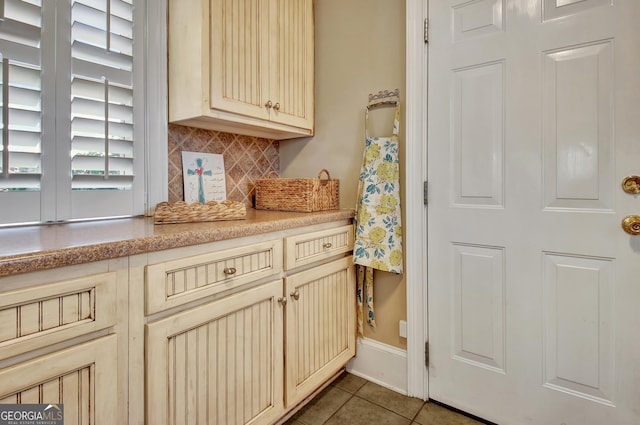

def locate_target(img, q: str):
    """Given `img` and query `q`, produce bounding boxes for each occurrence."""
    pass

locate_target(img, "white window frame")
[144,0,168,214]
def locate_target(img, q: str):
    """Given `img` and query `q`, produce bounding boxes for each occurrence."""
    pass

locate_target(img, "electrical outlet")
[399,320,407,338]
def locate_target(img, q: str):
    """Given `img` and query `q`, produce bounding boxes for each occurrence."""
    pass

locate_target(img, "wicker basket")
[154,200,246,224]
[255,169,339,212]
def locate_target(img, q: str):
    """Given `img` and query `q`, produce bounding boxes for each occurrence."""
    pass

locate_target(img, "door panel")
[452,243,505,373]
[452,61,504,206]
[542,41,614,210]
[542,253,615,405]
[428,0,640,423]
[452,0,504,42]
[543,0,610,21]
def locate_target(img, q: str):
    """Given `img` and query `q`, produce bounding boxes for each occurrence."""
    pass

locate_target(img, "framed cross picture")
[181,151,227,203]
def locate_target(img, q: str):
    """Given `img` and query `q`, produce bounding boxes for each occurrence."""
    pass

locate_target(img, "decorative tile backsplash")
[168,124,279,205]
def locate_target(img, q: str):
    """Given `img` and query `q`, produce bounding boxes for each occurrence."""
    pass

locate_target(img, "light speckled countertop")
[0,208,354,277]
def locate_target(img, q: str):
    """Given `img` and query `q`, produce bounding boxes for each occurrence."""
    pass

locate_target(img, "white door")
[427,1,640,424]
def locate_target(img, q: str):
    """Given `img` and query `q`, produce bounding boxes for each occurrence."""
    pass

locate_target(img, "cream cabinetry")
[0,219,353,425]
[0,337,118,424]
[283,225,356,407]
[144,239,283,314]
[284,225,354,269]
[143,222,354,425]
[144,239,285,425]
[168,0,314,140]
[284,256,356,408]
[0,261,127,425]
[146,279,285,425]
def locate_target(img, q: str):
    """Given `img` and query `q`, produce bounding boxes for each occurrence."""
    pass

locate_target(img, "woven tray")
[254,169,339,212]
[154,200,246,224]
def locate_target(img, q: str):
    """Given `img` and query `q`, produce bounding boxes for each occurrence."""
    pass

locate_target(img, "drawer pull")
[223,267,237,276]
[290,290,300,300]
[322,242,333,249]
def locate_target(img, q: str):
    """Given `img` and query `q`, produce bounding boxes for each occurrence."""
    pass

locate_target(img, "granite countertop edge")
[0,209,355,278]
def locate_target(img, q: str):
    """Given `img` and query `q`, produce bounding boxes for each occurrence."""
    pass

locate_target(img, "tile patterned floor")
[285,373,488,425]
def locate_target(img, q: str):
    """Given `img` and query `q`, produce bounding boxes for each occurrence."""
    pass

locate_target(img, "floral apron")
[353,102,403,337]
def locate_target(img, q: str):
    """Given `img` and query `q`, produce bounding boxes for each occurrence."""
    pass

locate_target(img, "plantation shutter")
[0,0,43,223]
[0,0,145,225]
[70,0,134,190]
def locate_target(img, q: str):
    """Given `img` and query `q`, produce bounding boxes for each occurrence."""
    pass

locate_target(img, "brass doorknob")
[622,176,640,194]
[622,215,640,235]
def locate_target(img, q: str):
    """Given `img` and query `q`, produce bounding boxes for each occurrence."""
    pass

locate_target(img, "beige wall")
[280,0,407,349]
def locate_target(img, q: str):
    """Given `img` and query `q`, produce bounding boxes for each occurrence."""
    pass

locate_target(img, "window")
[0,0,147,225]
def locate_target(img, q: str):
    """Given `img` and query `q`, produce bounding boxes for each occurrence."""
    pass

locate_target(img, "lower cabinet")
[146,279,285,425]
[0,220,354,425]
[145,232,355,425]
[0,260,126,425]
[0,336,118,424]
[284,256,356,408]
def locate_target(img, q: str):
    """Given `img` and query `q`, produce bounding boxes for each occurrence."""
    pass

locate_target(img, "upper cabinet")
[168,0,315,140]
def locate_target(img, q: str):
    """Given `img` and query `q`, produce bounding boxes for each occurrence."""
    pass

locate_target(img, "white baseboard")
[346,337,408,395]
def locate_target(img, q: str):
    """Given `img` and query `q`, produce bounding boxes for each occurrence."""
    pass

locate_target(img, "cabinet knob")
[322,242,333,249]
[277,296,287,306]
[265,100,273,109]
[223,267,236,276]
[290,290,300,300]
[273,102,280,111]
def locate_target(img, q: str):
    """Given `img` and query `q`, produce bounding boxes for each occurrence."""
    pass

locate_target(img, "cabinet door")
[269,0,314,130]
[0,336,117,425]
[284,256,356,408]
[210,0,270,120]
[146,280,285,425]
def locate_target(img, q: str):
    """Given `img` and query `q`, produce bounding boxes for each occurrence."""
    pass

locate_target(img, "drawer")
[0,272,117,361]
[145,239,283,314]
[284,225,353,270]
